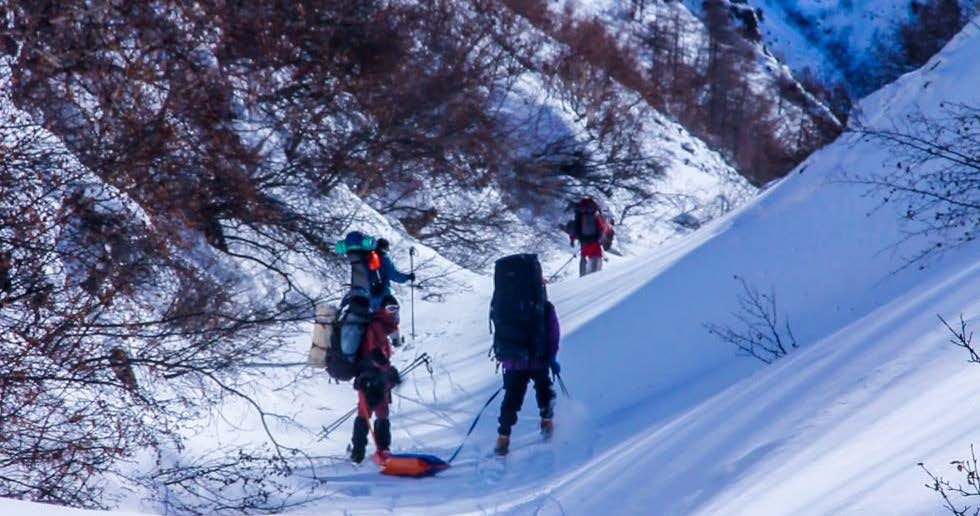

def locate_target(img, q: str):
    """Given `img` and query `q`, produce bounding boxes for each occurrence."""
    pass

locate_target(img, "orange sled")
[377,453,450,477]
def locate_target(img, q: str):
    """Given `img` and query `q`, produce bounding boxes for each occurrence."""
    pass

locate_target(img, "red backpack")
[573,198,603,243]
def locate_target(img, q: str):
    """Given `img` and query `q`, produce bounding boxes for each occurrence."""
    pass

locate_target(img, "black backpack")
[490,254,548,363]
[573,198,601,243]
[325,298,372,381]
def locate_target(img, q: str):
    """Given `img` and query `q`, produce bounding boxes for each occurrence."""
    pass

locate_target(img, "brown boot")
[540,418,554,440]
[494,435,510,456]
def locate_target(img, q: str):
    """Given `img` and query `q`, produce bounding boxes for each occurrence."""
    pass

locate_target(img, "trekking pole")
[409,246,417,341]
[446,387,503,463]
[319,354,430,440]
[321,407,358,438]
[400,353,431,376]
[556,372,570,398]
[547,252,578,283]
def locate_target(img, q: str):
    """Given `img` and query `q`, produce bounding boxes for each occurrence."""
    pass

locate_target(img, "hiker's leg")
[373,389,390,419]
[585,256,600,275]
[579,255,587,277]
[374,417,391,452]
[497,370,530,437]
[531,368,555,419]
[351,410,369,462]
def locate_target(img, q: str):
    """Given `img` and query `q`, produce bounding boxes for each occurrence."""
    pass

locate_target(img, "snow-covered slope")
[4,13,978,516]
[539,15,980,515]
[163,16,977,515]
[0,498,144,516]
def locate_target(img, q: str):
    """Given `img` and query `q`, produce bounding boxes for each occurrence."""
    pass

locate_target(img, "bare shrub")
[705,276,798,364]
[939,314,977,364]
[921,444,980,516]
[850,102,979,266]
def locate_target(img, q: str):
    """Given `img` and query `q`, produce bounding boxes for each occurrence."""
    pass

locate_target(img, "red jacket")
[569,216,611,258]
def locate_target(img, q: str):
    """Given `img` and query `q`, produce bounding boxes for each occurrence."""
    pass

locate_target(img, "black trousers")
[497,368,555,436]
[351,416,390,453]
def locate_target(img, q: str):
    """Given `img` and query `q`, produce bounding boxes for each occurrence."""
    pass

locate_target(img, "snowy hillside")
[25,14,970,515]
[2,5,977,516]
[682,0,978,97]
[297,15,977,515]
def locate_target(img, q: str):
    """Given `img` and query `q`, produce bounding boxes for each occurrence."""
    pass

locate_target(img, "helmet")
[376,238,391,253]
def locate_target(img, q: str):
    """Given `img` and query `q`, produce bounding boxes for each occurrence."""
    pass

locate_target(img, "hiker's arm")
[559,222,575,243]
[384,256,412,283]
[547,303,560,357]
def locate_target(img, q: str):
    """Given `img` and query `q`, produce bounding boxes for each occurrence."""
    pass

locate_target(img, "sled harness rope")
[446,386,503,463]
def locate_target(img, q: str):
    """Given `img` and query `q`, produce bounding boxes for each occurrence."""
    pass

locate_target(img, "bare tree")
[850,102,979,266]
[0,81,330,511]
[705,276,798,364]
[921,444,980,516]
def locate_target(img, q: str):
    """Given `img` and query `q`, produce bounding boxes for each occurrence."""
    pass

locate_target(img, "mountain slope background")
[680,0,979,102]
[1,1,977,514]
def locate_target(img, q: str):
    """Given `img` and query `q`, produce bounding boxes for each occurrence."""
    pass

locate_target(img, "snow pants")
[579,255,602,277]
[497,368,555,437]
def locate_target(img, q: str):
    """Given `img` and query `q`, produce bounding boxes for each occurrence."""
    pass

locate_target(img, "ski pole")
[319,354,431,440]
[409,246,416,341]
[321,406,358,438]
[547,252,578,283]
[556,372,570,398]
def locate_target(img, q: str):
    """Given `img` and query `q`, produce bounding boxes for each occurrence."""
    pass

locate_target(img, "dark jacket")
[501,301,560,371]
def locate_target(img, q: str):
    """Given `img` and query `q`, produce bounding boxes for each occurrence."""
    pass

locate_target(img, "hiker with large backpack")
[489,254,561,456]
[331,231,384,365]
[564,197,613,277]
[349,301,402,464]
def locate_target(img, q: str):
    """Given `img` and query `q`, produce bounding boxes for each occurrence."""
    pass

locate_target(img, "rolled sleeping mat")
[309,304,338,367]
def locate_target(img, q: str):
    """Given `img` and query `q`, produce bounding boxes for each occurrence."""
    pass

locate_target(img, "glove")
[385,365,402,387]
[406,272,416,282]
[549,358,561,377]
[569,240,575,248]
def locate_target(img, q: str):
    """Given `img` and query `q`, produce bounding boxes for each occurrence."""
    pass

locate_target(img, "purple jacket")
[501,302,560,371]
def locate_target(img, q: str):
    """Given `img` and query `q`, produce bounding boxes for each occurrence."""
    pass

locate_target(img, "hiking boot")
[540,418,554,440]
[373,449,391,465]
[494,435,510,456]
[350,446,366,465]
[350,416,369,464]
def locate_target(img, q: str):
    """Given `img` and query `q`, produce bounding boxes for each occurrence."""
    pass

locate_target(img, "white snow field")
[4,16,979,516]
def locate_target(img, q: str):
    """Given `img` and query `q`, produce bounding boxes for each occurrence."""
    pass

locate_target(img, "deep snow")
[4,13,979,516]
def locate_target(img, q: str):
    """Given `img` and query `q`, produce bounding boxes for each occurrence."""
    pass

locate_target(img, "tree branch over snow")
[848,102,979,267]
[921,444,980,516]
[939,314,978,364]
[705,276,798,364]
